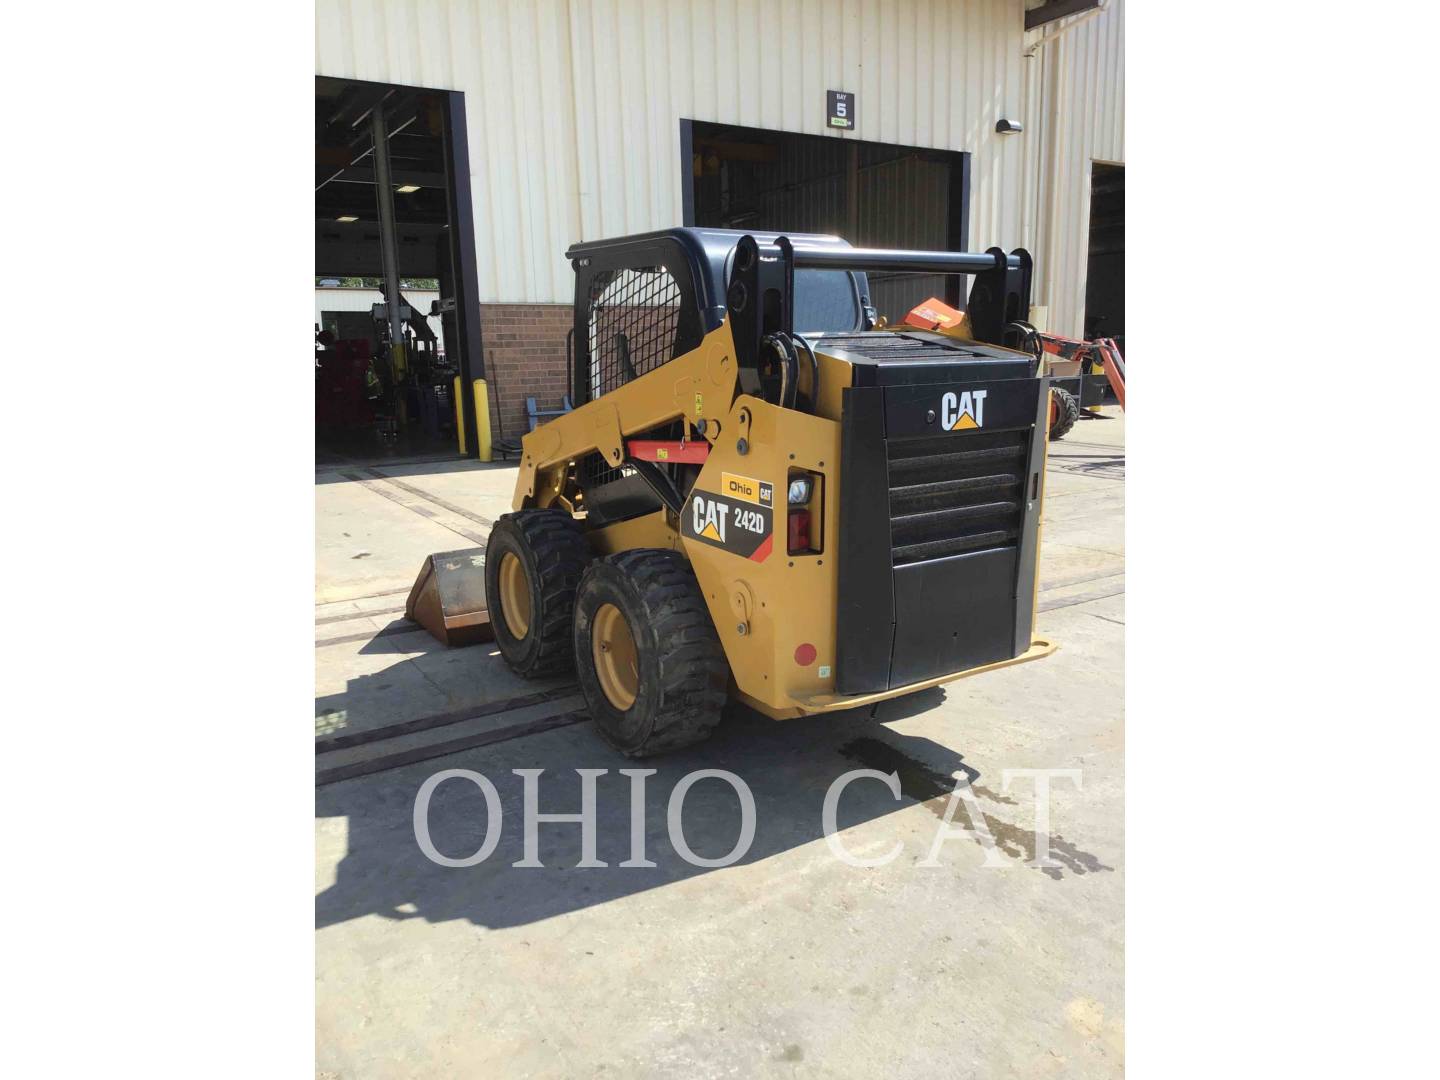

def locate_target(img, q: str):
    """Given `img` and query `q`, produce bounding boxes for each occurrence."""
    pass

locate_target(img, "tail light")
[788,510,811,552]
[787,468,823,555]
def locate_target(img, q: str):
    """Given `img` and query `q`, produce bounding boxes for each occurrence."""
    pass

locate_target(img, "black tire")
[573,549,729,757]
[1049,385,1080,441]
[484,509,591,678]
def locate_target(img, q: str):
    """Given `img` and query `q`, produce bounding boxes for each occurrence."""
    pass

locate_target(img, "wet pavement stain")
[838,736,978,797]
[971,784,1019,806]
[837,736,1113,880]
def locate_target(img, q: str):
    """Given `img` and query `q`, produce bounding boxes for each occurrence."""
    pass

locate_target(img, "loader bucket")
[404,547,493,647]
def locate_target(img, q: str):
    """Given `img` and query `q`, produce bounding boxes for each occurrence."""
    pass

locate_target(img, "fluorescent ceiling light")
[336,215,359,222]
[395,184,421,193]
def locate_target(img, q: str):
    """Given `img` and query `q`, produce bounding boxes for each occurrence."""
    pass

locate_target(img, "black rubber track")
[1049,385,1080,441]
[484,509,592,678]
[573,549,730,757]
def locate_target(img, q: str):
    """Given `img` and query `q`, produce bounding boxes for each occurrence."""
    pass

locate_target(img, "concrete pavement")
[315,408,1125,1078]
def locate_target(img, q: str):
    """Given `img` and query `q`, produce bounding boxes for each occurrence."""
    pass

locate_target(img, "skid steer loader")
[484,228,1056,756]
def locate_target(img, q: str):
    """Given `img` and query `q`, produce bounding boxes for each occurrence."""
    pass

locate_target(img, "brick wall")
[477,303,574,444]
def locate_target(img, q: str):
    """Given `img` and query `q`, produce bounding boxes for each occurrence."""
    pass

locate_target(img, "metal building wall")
[1023,0,1125,336]
[315,0,1123,335]
[315,0,582,304]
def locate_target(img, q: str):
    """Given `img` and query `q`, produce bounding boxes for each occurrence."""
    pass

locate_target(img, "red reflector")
[787,509,811,553]
[794,643,817,666]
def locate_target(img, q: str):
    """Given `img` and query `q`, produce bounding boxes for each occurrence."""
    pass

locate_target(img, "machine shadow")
[315,688,989,932]
[314,637,557,743]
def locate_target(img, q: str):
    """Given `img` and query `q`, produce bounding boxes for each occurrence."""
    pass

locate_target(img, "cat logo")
[683,488,774,561]
[940,389,988,430]
[693,495,728,542]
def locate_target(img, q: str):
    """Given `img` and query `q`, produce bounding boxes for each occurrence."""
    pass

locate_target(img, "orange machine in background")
[903,296,1125,440]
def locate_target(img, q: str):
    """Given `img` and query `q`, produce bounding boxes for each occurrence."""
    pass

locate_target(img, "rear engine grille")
[887,429,1027,566]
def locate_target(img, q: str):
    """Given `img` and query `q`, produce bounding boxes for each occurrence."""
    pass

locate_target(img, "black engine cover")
[834,370,1049,694]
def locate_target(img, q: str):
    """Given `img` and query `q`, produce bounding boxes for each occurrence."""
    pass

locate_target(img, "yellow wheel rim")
[592,603,639,711]
[498,553,531,639]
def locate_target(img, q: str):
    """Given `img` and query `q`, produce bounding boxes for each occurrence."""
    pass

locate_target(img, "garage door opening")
[682,121,971,323]
[1084,162,1124,351]
[315,76,487,465]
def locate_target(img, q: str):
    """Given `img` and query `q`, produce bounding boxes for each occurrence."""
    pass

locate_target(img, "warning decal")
[682,488,774,561]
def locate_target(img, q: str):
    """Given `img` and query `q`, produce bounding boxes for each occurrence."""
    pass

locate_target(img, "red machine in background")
[1037,330,1125,439]
[315,292,457,450]
[902,297,1125,441]
[315,334,377,431]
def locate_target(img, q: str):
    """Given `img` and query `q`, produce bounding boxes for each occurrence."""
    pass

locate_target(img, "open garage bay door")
[315,76,488,463]
[1085,162,1124,351]
[683,121,970,323]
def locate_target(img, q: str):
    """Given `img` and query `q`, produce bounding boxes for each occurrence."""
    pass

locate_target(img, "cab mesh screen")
[587,266,682,399]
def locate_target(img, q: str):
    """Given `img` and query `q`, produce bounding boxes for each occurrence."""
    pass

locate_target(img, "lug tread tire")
[485,509,591,678]
[1049,385,1080,441]
[575,549,729,758]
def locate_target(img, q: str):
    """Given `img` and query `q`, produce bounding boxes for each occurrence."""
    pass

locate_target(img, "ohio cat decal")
[720,471,774,507]
[682,485,774,562]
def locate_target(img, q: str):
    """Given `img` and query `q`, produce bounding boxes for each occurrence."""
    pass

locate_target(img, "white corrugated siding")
[316,0,1122,335]
[1024,0,1125,335]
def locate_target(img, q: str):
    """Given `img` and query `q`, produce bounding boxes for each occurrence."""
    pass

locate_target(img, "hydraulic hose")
[1006,320,1044,370]
[762,333,800,411]
[791,332,819,414]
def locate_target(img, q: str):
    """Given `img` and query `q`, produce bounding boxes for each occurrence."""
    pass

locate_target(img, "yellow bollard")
[473,379,493,463]
[453,376,466,455]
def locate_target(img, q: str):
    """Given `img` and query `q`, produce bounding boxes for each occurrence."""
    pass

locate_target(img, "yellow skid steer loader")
[484,229,1055,756]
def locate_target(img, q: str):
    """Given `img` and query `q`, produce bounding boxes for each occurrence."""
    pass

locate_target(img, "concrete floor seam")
[341,471,490,546]
[316,710,590,786]
[315,686,581,754]
[315,585,412,609]
[1037,586,1126,613]
[315,623,428,649]
[361,468,497,530]
[316,604,409,627]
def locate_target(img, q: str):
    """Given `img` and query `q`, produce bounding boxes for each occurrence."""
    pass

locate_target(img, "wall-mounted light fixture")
[395,184,421,193]
[336,215,359,222]
[995,119,1024,135]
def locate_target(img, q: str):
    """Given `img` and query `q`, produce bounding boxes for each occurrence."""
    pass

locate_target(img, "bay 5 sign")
[827,90,855,130]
